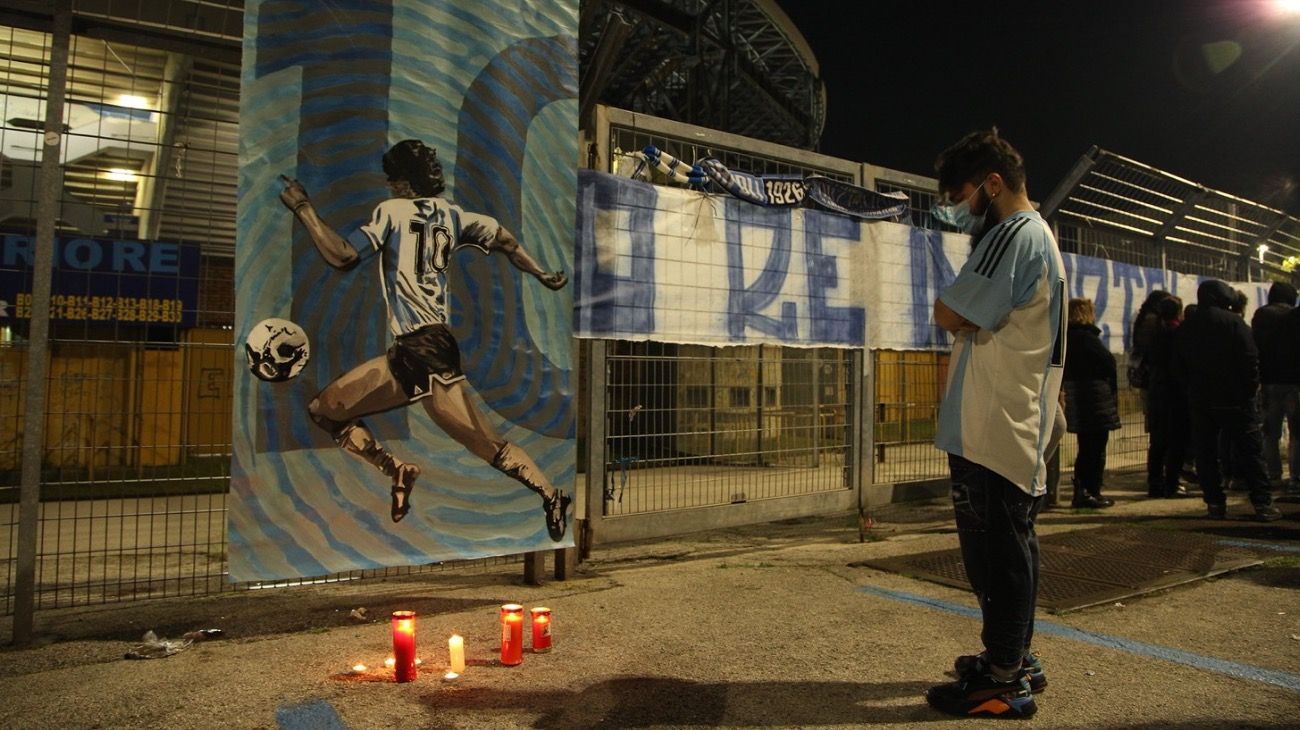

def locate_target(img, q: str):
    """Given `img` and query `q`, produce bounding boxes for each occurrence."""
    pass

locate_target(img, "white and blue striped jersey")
[351,197,498,338]
[935,210,1066,495]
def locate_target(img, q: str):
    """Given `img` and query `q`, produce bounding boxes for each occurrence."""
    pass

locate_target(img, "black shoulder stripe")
[973,222,1011,273]
[977,218,1030,277]
[982,218,1030,277]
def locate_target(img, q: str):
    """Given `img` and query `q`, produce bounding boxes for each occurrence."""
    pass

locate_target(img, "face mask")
[932,181,986,233]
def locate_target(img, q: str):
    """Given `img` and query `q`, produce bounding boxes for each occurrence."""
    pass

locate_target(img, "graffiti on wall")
[231,0,577,582]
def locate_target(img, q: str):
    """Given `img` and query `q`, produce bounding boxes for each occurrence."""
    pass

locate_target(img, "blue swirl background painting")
[231,0,576,581]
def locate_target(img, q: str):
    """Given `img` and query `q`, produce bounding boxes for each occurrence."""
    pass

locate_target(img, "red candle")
[391,611,417,682]
[500,604,524,666]
[530,607,552,653]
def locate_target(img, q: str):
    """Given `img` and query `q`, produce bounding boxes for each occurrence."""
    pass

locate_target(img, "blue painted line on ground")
[856,584,1300,693]
[1216,538,1300,555]
[277,699,348,730]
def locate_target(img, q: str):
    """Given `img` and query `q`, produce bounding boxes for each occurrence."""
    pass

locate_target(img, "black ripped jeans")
[948,454,1044,669]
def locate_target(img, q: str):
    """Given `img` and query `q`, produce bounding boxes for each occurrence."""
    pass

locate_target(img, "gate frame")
[581,341,869,545]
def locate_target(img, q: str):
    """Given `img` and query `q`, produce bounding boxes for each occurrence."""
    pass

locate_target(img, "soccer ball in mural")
[245,318,311,382]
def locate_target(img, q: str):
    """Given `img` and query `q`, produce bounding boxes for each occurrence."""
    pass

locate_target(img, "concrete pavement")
[1,468,1298,729]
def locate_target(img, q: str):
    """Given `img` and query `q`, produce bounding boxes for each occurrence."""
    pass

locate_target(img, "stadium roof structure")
[580,0,826,149]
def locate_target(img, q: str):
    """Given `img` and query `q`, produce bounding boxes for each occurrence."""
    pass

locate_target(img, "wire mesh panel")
[1048,149,1300,285]
[1056,223,1165,270]
[602,342,852,516]
[600,106,858,186]
[0,12,520,617]
[871,349,1149,491]
[873,180,959,233]
[871,350,946,484]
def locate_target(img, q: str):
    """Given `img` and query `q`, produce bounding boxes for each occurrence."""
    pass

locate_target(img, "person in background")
[1220,288,1251,490]
[928,128,1064,719]
[1174,279,1281,521]
[1145,295,1190,498]
[1130,290,1174,492]
[1280,303,1300,497]
[1063,298,1120,508]
[1250,281,1298,490]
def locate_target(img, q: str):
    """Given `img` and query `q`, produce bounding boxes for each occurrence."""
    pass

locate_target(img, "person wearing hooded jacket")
[1063,298,1120,508]
[1250,281,1298,490]
[1174,279,1282,521]
[1145,295,1191,498]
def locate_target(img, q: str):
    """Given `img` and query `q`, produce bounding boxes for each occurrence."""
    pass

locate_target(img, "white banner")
[576,171,1268,353]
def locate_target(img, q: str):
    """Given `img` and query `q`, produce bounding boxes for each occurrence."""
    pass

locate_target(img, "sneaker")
[926,671,1037,718]
[1071,494,1114,509]
[1206,503,1227,520]
[954,652,1047,693]
[542,489,572,541]
[1252,504,1282,522]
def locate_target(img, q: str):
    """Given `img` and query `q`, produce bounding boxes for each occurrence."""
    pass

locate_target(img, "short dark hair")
[1155,295,1183,322]
[382,139,445,197]
[935,127,1027,194]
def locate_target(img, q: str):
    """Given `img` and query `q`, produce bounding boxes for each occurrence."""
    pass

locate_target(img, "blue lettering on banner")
[804,211,865,346]
[1109,260,1145,351]
[908,227,956,348]
[65,238,103,269]
[726,201,798,341]
[1069,252,1110,322]
[1,234,182,274]
[112,240,146,272]
[0,233,198,326]
[575,170,657,335]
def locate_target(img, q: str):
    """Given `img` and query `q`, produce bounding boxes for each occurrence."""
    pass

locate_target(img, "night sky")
[779,0,1300,213]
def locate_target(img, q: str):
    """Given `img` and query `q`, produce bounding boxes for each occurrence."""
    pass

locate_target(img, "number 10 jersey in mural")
[279,139,571,540]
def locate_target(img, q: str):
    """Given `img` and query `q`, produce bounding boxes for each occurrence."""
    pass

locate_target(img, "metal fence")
[1043,147,1300,284]
[594,105,860,186]
[5,5,1291,625]
[601,342,853,516]
[0,5,524,625]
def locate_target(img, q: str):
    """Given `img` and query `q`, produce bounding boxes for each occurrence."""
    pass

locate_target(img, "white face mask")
[932,181,986,233]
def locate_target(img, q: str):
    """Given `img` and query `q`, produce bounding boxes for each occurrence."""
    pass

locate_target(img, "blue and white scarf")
[631,145,909,220]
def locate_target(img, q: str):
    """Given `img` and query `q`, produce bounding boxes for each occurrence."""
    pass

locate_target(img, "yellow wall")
[0,347,25,471]
[0,328,233,472]
[44,344,133,470]
[183,328,234,457]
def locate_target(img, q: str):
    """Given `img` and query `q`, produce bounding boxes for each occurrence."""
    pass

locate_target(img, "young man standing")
[927,129,1066,719]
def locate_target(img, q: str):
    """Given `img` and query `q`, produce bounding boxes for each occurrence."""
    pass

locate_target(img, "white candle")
[449,634,465,673]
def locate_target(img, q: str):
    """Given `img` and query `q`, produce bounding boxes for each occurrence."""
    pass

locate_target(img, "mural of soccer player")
[278,139,572,540]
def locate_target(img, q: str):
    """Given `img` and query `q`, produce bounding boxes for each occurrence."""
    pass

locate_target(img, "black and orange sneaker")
[954,651,1047,693]
[926,671,1037,719]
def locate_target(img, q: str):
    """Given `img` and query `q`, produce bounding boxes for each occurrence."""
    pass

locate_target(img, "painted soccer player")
[279,139,571,540]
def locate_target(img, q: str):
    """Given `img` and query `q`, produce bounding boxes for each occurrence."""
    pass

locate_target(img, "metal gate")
[582,340,866,543]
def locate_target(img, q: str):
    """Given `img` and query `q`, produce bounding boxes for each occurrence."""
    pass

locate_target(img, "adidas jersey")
[350,197,498,337]
[934,210,1066,495]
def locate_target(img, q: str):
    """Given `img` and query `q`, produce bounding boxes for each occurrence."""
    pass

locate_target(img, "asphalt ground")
[1,468,1298,729]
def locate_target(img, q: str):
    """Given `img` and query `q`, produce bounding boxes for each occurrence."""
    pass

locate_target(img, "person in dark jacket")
[1064,298,1121,508]
[1145,295,1190,498]
[1250,281,1298,489]
[1281,305,1300,496]
[1130,290,1174,480]
[1174,279,1281,521]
